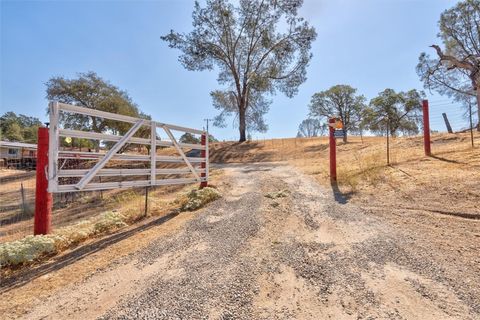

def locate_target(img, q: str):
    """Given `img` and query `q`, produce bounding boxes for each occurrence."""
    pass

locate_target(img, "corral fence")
[0,102,208,242]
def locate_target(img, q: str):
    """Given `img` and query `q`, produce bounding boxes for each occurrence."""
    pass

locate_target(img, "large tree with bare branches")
[161,0,316,141]
[417,0,480,130]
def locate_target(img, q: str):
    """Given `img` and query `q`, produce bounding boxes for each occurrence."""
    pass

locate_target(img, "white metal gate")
[47,102,208,193]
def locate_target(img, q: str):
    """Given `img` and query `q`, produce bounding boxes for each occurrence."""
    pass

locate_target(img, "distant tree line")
[297,85,425,141]
[0,112,43,143]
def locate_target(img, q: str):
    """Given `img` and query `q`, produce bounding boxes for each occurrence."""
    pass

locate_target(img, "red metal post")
[34,127,53,235]
[329,118,337,182]
[200,133,208,188]
[422,99,431,156]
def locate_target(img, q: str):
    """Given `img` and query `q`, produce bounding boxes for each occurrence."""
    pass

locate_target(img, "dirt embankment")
[1,163,479,319]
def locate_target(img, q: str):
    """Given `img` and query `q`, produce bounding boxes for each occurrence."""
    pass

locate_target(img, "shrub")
[0,211,129,268]
[179,187,221,211]
[0,186,219,268]
[0,235,60,267]
[54,220,96,248]
[93,211,128,234]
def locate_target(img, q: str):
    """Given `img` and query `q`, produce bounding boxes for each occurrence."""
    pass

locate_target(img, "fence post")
[329,118,337,182]
[442,113,453,133]
[422,100,431,156]
[200,133,208,188]
[20,182,27,215]
[34,127,53,235]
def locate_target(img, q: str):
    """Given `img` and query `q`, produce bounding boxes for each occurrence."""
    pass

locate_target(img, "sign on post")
[328,119,343,130]
[328,118,338,181]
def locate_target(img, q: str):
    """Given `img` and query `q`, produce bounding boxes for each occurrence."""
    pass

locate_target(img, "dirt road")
[2,163,479,319]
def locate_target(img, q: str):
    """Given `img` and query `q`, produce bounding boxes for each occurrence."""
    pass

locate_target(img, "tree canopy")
[162,0,316,141]
[416,0,480,130]
[179,133,201,144]
[0,112,43,143]
[46,72,151,150]
[363,89,425,137]
[180,132,218,144]
[308,85,366,142]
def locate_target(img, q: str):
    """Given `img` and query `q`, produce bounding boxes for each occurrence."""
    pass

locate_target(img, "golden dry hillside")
[210,132,480,219]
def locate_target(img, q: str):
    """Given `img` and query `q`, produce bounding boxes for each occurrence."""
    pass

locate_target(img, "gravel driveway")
[10,163,480,319]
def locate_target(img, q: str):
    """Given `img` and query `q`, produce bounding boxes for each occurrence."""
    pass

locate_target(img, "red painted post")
[34,127,53,235]
[329,118,337,182]
[200,133,208,188]
[422,99,431,156]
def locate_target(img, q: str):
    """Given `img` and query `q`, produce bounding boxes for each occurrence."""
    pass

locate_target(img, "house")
[0,141,37,169]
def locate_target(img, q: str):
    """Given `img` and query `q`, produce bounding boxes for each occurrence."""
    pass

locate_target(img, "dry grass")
[210,132,480,218]
[0,169,224,268]
[0,145,217,242]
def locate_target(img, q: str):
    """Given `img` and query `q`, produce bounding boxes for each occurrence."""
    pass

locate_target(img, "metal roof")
[0,141,37,149]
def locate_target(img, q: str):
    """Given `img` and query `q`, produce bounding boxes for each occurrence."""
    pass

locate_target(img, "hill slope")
[210,132,480,219]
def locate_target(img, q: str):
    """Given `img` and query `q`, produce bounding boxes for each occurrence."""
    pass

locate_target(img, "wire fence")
[429,100,478,131]
[1,100,477,243]
[0,146,195,243]
[0,163,37,243]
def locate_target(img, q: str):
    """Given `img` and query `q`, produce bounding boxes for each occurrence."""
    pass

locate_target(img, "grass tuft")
[265,189,290,199]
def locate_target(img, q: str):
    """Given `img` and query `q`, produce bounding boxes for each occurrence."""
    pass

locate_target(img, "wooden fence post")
[329,118,337,182]
[442,113,453,134]
[422,100,431,156]
[200,133,208,188]
[34,127,53,235]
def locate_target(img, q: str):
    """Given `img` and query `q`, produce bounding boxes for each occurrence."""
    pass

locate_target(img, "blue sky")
[1,0,469,140]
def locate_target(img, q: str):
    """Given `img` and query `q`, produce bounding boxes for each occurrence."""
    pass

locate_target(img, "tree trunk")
[239,106,247,142]
[342,128,347,143]
[92,116,101,152]
[476,85,480,131]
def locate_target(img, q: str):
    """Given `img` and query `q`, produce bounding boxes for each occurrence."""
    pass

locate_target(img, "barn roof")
[0,141,37,149]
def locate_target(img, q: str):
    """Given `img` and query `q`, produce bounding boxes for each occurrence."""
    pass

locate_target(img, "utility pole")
[203,118,214,133]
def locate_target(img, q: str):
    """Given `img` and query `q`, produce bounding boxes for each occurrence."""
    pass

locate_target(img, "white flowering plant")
[179,187,221,211]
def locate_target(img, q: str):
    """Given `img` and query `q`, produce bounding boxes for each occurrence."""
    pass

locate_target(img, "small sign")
[65,137,72,144]
[334,130,345,138]
[328,119,343,129]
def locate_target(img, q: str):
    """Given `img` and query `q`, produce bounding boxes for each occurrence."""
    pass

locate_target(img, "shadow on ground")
[330,181,353,204]
[430,154,467,165]
[0,210,180,293]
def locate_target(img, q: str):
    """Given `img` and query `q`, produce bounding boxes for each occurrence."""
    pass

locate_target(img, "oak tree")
[417,0,480,130]
[364,89,425,164]
[162,0,316,141]
[46,72,150,151]
[308,85,366,142]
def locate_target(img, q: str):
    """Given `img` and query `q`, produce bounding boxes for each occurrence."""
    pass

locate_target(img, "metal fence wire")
[0,162,36,243]
[0,151,192,243]
[1,102,208,243]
